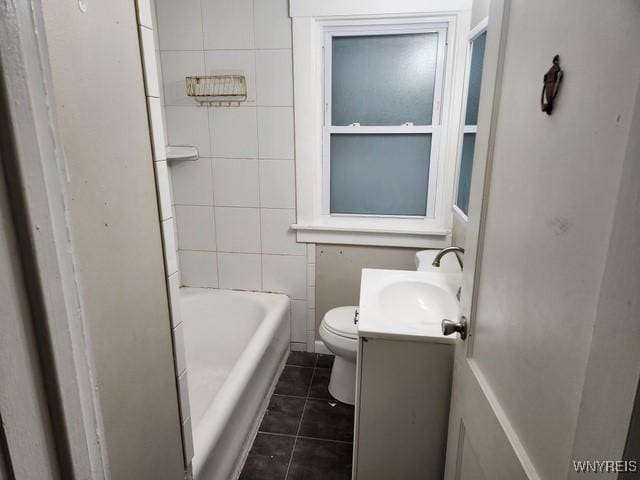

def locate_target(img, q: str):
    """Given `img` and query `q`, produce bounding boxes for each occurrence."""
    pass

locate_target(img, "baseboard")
[314,340,332,355]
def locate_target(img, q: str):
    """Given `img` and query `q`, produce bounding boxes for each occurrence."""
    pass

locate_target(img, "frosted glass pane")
[465,32,487,125]
[330,134,431,216]
[456,133,476,215]
[332,33,438,126]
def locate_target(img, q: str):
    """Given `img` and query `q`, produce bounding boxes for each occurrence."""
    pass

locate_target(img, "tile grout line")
[259,431,353,446]
[283,354,318,480]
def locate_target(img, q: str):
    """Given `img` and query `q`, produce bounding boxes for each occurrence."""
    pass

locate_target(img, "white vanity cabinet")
[353,337,454,479]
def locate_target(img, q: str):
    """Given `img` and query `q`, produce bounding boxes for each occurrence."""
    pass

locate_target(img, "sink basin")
[358,269,462,342]
[378,281,459,327]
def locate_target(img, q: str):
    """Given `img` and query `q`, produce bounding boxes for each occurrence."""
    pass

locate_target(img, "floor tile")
[308,368,332,400]
[287,437,353,480]
[299,398,355,442]
[239,433,295,480]
[259,395,305,435]
[286,351,317,367]
[274,366,314,397]
[316,354,335,368]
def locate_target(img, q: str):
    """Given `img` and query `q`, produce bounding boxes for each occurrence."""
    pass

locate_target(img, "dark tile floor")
[239,351,354,480]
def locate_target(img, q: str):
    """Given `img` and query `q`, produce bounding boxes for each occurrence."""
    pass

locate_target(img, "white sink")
[359,269,462,343]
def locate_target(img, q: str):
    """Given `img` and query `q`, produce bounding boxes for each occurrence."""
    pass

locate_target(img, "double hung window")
[324,24,448,219]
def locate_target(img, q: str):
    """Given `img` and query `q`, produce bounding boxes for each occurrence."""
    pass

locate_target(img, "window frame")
[453,19,488,222]
[322,23,448,219]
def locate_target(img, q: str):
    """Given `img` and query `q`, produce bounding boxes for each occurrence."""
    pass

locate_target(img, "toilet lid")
[323,306,358,339]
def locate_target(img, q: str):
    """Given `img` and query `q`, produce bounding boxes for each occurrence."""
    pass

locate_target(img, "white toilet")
[319,305,358,405]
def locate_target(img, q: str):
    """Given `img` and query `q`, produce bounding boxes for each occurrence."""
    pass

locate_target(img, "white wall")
[154,0,315,351]
[41,0,185,477]
[468,1,640,477]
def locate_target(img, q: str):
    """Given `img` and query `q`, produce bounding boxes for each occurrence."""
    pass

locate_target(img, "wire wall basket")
[186,75,247,106]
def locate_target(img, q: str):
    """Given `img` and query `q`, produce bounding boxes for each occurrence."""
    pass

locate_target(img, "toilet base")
[328,355,356,405]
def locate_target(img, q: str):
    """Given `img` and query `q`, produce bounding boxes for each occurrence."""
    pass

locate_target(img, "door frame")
[0,1,108,478]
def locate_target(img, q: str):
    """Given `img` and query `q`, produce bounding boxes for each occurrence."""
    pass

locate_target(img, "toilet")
[319,306,359,405]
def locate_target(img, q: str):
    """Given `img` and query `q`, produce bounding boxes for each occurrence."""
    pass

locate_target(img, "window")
[324,25,447,219]
[454,30,487,217]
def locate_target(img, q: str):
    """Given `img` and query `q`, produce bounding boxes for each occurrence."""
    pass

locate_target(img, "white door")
[444,1,640,479]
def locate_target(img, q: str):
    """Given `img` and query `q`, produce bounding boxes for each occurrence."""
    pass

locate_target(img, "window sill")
[292,220,451,248]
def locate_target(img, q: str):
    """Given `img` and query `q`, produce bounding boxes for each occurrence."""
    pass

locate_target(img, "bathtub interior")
[181,288,267,426]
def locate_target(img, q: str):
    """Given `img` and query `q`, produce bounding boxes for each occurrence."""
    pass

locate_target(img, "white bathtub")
[180,287,290,480]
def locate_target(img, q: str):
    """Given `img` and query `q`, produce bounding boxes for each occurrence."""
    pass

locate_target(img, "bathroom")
[0,0,639,479]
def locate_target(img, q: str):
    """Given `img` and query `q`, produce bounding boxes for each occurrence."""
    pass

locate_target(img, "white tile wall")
[160,51,205,106]
[290,342,307,352]
[175,205,216,251]
[148,97,167,160]
[255,50,293,106]
[212,158,260,207]
[257,107,294,159]
[180,250,219,287]
[140,27,161,97]
[156,0,317,351]
[174,323,186,374]
[182,417,194,464]
[263,255,307,300]
[168,272,182,327]
[162,219,178,275]
[205,50,257,104]
[136,0,153,29]
[154,160,172,221]
[307,263,316,287]
[259,160,295,208]
[307,243,316,351]
[178,370,190,422]
[260,209,305,256]
[155,0,203,51]
[209,107,258,158]
[170,158,213,206]
[253,0,292,49]
[218,253,262,290]
[291,299,307,343]
[165,106,211,156]
[201,0,255,50]
[215,207,261,253]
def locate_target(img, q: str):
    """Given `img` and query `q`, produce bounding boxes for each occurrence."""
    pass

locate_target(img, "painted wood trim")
[0,1,108,478]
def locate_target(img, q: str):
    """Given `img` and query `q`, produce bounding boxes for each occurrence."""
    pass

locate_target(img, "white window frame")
[290,3,472,248]
[453,18,489,223]
[322,23,448,219]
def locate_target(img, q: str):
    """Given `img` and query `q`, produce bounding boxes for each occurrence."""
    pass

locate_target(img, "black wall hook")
[541,55,563,115]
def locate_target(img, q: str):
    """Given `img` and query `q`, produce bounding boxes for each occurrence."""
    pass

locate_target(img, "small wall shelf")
[166,145,199,162]
[186,75,247,106]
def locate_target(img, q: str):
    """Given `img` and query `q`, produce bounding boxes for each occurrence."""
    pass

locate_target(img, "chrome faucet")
[433,246,465,301]
[432,246,465,268]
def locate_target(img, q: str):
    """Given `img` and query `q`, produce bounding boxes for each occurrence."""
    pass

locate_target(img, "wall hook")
[541,55,563,115]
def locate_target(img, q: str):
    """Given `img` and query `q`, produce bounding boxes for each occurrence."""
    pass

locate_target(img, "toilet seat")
[322,306,358,339]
